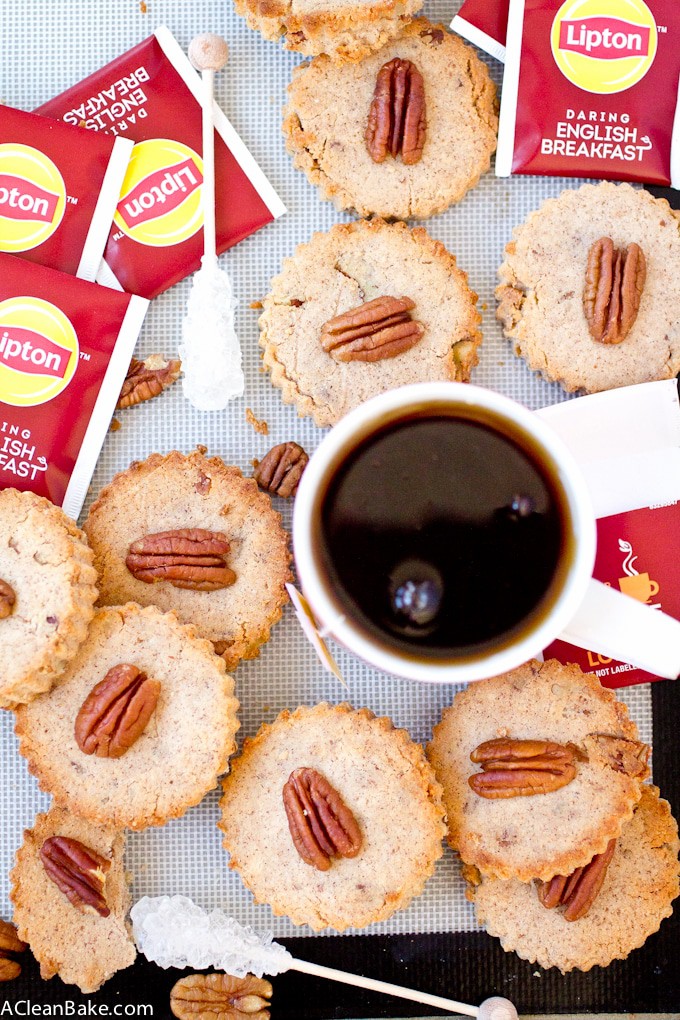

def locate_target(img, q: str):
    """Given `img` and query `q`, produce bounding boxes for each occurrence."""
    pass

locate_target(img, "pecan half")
[583,237,646,344]
[253,442,309,498]
[321,295,424,363]
[283,767,363,871]
[537,838,616,921]
[74,663,160,759]
[170,973,272,1020]
[40,836,111,917]
[468,738,578,798]
[0,579,15,620]
[365,58,426,165]
[0,920,27,983]
[117,355,181,410]
[126,528,236,591]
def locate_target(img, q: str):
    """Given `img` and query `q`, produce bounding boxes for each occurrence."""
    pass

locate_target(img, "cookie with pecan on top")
[0,489,98,709]
[469,785,680,972]
[15,603,239,830]
[10,806,135,992]
[284,19,497,220]
[260,218,481,426]
[83,450,291,669]
[219,702,446,931]
[427,659,650,883]
[496,182,680,393]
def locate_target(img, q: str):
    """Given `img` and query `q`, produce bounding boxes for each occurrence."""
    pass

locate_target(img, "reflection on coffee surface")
[319,412,566,660]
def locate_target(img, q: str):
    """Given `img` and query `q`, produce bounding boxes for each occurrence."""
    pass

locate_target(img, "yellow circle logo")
[0,144,66,253]
[551,0,657,94]
[113,138,204,247]
[0,297,79,407]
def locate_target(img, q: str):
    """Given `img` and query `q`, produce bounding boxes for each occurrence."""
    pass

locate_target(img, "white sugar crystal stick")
[179,33,245,411]
[131,897,517,1020]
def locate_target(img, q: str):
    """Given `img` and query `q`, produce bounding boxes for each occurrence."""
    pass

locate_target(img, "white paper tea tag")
[285,583,346,685]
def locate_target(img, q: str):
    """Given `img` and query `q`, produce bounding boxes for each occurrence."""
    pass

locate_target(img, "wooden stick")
[290,957,517,1020]
[188,34,229,265]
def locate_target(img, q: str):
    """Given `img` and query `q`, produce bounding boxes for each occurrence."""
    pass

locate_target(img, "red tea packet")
[0,104,132,280]
[544,504,680,687]
[537,380,680,687]
[37,27,285,299]
[496,0,680,186]
[451,0,509,61]
[0,252,148,518]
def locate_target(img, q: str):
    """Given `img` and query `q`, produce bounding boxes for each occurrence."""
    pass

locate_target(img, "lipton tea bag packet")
[37,27,285,300]
[0,105,132,280]
[452,0,509,61]
[496,0,680,186]
[537,379,680,688]
[0,252,148,518]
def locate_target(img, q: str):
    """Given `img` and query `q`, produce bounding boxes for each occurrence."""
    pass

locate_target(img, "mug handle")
[558,579,680,679]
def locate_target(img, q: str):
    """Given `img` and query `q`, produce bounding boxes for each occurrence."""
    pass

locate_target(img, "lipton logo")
[0,145,66,253]
[113,139,204,248]
[558,18,651,59]
[551,0,658,95]
[0,297,78,408]
[117,158,203,230]
[0,326,70,379]
[0,174,61,223]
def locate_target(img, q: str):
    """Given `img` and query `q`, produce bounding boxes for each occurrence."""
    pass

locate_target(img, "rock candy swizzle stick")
[132,896,518,1020]
[179,34,245,411]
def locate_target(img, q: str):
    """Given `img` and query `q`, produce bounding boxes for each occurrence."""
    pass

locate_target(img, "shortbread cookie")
[234,0,422,62]
[284,20,497,220]
[219,703,446,931]
[260,218,481,426]
[10,806,136,993]
[427,659,649,882]
[83,450,291,670]
[15,603,239,829]
[0,489,98,709]
[470,786,680,972]
[497,182,680,393]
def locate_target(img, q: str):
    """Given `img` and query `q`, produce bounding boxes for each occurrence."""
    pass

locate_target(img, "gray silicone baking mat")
[0,0,653,942]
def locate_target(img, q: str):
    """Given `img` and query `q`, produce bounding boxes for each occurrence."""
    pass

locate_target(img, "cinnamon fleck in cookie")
[427,659,649,882]
[497,182,680,393]
[234,0,422,62]
[260,218,481,427]
[83,450,291,669]
[10,806,136,993]
[284,19,497,220]
[15,603,239,830]
[219,703,446,931]
[0,489,98,709]
[470,785,680,972]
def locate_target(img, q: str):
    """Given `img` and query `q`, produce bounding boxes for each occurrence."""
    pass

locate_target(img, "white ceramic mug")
[293,382,680,684]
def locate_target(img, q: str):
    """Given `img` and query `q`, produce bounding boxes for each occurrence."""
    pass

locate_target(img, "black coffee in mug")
[317,408,571,661]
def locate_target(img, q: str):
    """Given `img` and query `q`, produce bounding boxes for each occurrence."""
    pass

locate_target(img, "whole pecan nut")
[170,972,272,1020]
[0,579,15,620]
[537,837,616,921]
[74,663,161,759]
[365,58,427,165]
[583,237,646,344]
[126,528,236,591]
[253,442,309,498]
[283,767,363,871]
[468,738,578,798]
[0,920,27,983]
[321,295,424,363]
[39,836,111,917]
[117,355,181,410]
